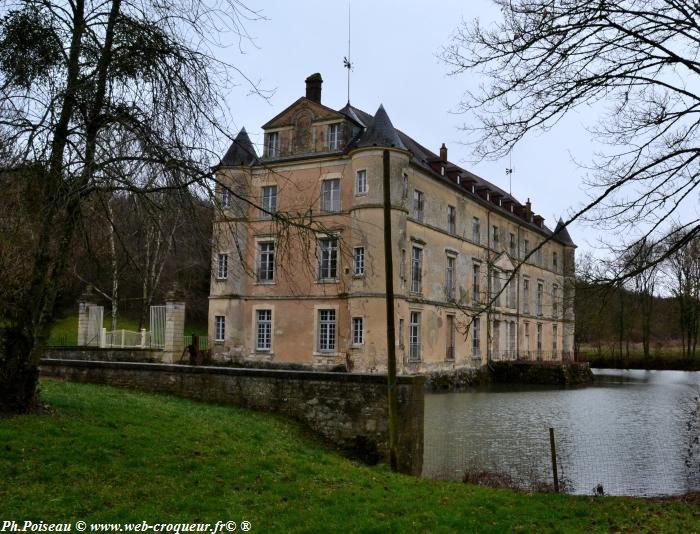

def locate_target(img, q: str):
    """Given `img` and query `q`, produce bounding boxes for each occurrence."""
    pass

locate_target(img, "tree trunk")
[107,198,119,331]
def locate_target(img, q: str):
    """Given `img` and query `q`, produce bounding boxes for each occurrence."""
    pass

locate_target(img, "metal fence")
[490,351,576,363]
[183,335,208,351]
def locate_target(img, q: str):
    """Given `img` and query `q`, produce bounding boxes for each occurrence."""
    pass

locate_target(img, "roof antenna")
[343,0,353,104]
[505,151,513,195]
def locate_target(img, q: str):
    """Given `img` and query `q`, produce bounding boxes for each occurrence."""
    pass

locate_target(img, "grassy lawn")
[581,345,700,370]
[48,314,208,346]
[1,381,699,532]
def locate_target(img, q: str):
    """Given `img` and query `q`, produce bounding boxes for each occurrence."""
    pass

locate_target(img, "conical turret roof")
[355,104,406,150]
[221,128,258,166]
[554,218,576,247]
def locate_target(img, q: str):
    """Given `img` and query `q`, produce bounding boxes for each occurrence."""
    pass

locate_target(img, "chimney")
[525,198,532,219]
[305,73,323,103]
[439,143,447,161]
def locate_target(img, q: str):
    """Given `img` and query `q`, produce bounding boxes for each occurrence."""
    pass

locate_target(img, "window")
[524,322,530,353]
[447,205,456,234]
[509,233,516,257]
[413,190,424,221]
[536,246,543,266]
[221,188,231,209]
[257,241,275,282]
[402,173,409,199]
[492,225,500,249]
[355,169,368,194]
[553,324,558,354]
[321,179,340,212]
[411,247,422,293]
[523,278,530,314]
[409,311,421,362]
[399,248,406,280]
[215,315,225,342]
[508,321,516,354]
[256,310,272,351]
[492,270,501,307]
[472,263,481,303]
[267,131,280,157]
[318,309,336,352]
[507,277,516,309]
[327,123,341,150]
[353,247,365,276]
[445,255,455,300]
[318,238,338,280]
[537,282,544,316]
[472,317,481,356]
[398,318,405,348]
[261,185,277,218]
[553,284,559,318]
[352,317,364,346]
[537,323,543,353]
[446,315,455,361]
[472,217,480,243]
[523,239,530,258]
[553,251,559,271]
[216,253,228,280]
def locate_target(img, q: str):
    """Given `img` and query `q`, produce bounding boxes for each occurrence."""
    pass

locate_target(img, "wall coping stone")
[41,358,425,386]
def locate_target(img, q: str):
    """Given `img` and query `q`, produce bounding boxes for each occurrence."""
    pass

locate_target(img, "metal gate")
[150,305,166,349]
[86,305,103,347]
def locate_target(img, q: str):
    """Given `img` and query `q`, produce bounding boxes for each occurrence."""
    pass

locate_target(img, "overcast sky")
[220,0,615,258]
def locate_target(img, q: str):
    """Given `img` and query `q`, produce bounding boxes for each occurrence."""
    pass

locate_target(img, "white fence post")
[140,328,146,348]
[100,327,106,348]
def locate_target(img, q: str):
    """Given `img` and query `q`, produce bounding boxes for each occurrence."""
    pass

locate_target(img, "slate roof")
[554,219,576,247]
[338,104,573,246]
[354,104,407,150]
[220,128,258,166]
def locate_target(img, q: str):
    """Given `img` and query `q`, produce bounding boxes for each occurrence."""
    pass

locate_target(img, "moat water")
[423,369,700,496]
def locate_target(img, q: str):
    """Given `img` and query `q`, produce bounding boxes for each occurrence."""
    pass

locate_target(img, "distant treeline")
[55,190,213,329]
[575,231,700,360]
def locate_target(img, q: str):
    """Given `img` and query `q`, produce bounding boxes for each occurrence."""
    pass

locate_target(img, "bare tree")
[665,229,700,359]
[0,0,263,413]
[442,0,700,273]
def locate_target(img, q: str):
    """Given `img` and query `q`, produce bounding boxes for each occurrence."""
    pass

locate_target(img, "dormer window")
[441,166,445,176]
[327,123,341,150]
[267,132,280,157]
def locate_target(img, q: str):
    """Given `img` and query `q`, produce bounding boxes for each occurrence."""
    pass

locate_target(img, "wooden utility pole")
[549,427,560,493]
[382,149,399,471]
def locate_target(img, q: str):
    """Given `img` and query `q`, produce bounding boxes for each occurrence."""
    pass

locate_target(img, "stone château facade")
[208,73,576,373]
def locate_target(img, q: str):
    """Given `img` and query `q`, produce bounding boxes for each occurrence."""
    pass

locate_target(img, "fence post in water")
[549,427,560,493]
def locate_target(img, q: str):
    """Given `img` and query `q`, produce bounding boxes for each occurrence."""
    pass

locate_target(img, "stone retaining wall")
[45,347,165,363]
[40,359,424,475]
[490,361,593,385]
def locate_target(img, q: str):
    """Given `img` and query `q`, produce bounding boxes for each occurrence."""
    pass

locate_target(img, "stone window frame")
[355,169,368,195]
[255,237,276,284]
[251,306,274,354]
[351,316,364,347]
[410,244,423,294]
[316,233,340,282]
[412,189,424,222]
[327,122,342,151]
[408,310,422,362]
[260,184,278,219]
[216,253,228,280]
[266,131,280,158]
[221,187,231,209]
[313,304,340,356]
[353,246,365,277]
[214,315,226,342]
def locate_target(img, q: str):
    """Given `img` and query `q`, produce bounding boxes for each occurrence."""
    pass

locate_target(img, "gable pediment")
[261,97,346,130]
[493,252,516,272]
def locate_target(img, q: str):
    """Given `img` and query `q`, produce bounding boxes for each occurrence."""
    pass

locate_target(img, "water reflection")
[423,369,700,496]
